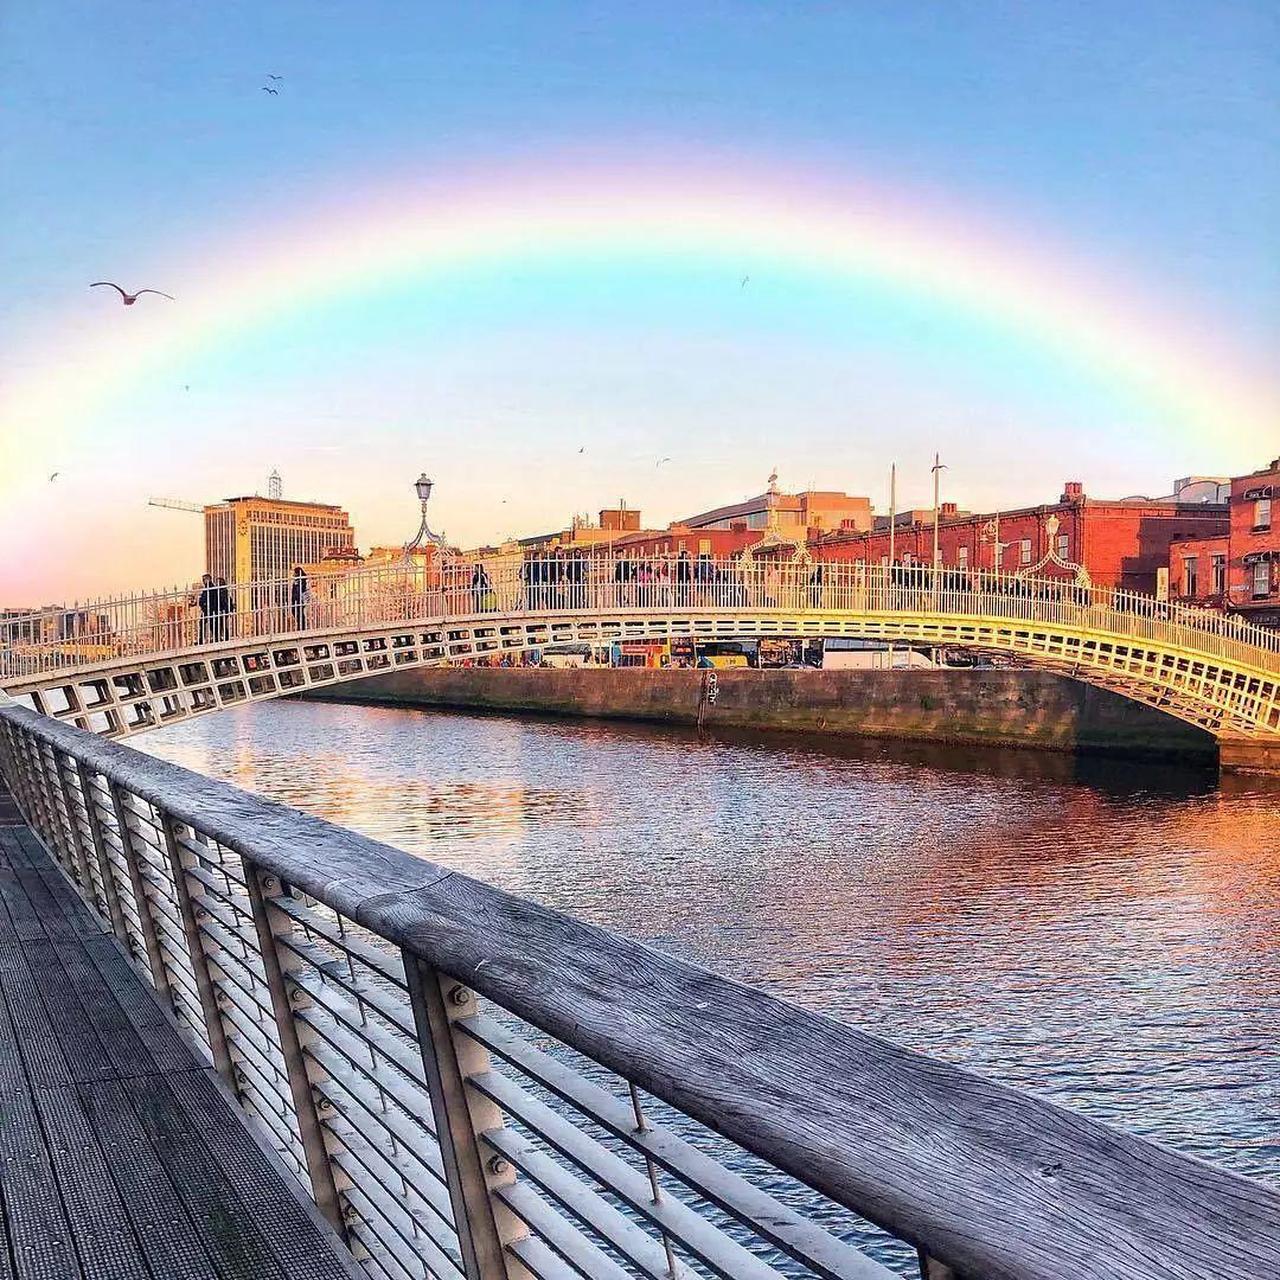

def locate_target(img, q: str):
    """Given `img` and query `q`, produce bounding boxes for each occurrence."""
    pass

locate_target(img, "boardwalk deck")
[0,783,362,1280]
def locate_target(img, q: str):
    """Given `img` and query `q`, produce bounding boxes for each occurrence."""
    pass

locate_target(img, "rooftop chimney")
[1061,481,1084,503]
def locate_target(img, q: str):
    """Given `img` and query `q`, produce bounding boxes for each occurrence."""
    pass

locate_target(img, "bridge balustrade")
[3,558,1278,683]
[1,697,1277,1280]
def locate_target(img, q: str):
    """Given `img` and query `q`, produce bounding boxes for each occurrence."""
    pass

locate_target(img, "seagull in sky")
[656,457,672,466]
[741,275,750,288]
[262,85,279,95]
[267,74,282,81]
[578,446,585,454]
[48,471,60,483]
[90,282,174,306]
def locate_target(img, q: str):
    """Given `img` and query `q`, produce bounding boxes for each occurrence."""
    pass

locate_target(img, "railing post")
[917,1251,958,1279]
[245,863,348,1239]
[1,724,45,835]
[161,816,237,1085]
[402,953,530,1280]
[107,782,175,1005]
[17,733,60,853]
[75,762,130,942]
[50,747,97,894]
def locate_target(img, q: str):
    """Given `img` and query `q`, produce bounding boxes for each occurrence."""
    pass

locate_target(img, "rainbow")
[4,155,1277,472]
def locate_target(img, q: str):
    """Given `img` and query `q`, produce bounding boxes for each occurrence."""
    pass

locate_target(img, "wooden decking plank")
[33,1084,151,1279]
[0,945,73,1091]
[78,1078,224,1280]
[165,1070,363,1280]
[0,828,36,869]
[0,1089,83,1280]
[81,934,193,1073]
[50,938,159,1080]
[0,787,22,829]
[22,940,116,1085]
[32,855,107,939]
[11,829,49,869]
[15,870,79,942]
[119,1071,288,1280]
[0,991,81,1279]
[0,872,44,943]
[0,1197,17,1280]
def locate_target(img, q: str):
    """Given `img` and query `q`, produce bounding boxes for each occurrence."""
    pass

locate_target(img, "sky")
[1,1,1277,602]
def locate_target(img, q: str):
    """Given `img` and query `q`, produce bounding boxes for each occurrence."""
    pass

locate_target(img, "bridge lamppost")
[405,473,446,556]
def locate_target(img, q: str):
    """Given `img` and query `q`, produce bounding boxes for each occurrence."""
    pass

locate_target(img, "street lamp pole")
[404,473,445,557]
[931,452,946,571]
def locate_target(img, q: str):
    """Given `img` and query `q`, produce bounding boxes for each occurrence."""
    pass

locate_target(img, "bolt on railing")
[2,696,1278,1280]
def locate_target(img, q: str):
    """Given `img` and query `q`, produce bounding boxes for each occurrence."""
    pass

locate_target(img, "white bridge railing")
[2,697,1278,1280]
[3,557,1278,683]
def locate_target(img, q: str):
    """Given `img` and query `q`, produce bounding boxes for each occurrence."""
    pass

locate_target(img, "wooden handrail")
[3,700,1279,1279]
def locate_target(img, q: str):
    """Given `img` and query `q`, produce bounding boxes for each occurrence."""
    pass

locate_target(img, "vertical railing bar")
[244,860,348,1239]
[75,761,130,943]
[629,1082,678,1280]
[18,733,59,851]
[50,748,96,894]
[402,954,531,1280]
[107,780,175,1004]
[1,724,41,831]
[160,812,237,1085]
[36,736,74,857]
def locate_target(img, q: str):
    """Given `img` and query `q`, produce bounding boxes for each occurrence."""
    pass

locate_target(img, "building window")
[1019,538,1032,565]
[1254,560,1272,598]
[1211,554,1226,595]
[957,546,968,570]
[1256,498,1272,531]
[1182,557,1198,597]
[1056,533,1070,561]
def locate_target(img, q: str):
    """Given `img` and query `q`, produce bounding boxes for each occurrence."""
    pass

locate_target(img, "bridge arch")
[4,559,1278,769]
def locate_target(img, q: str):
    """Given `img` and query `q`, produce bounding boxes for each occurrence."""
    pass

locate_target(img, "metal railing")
[2,697,1277,1280]
[4,557,1278,684]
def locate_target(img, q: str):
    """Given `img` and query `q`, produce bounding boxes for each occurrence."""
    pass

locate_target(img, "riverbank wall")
[304,667,1217,762]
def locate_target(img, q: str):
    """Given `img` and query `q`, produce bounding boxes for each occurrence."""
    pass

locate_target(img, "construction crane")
[147,497,204,514]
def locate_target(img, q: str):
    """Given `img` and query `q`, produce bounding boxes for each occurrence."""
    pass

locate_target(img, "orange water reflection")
[143,700,1280,1187]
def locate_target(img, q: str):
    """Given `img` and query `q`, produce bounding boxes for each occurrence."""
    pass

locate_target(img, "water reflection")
[143,700,1280,1188]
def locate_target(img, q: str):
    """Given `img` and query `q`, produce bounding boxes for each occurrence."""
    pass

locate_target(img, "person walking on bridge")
[290,566,310,630]
[471,563,493,612]
[215,577,234,641]
[192,574,216,645]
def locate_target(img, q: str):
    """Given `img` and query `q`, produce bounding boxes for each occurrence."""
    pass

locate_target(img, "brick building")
[1229,459,1280,625]
[1165,459,1280,625]
[811,480,1228,593]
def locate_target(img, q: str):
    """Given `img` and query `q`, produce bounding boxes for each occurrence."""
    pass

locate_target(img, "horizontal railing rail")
[4,556,1278,685]
[1,697,1277,1280]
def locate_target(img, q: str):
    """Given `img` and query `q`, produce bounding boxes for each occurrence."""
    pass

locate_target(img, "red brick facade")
[1167,535,1230,607]
[811,482,1228,592]
[1227,459,1280,626]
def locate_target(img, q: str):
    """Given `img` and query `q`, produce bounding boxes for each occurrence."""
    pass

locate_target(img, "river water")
[142,699,1280,1258]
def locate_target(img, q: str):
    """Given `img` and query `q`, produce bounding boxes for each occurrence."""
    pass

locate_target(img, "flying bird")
[267,74,282,81]
[656,457,672,467]
[262,85,279,95]
[48,471,59,483]
[90,282,174,306]
[578,446,585,454]
[741,275,750,288]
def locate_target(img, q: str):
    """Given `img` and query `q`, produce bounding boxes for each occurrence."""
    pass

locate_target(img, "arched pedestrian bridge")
[3,559,1278,769]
